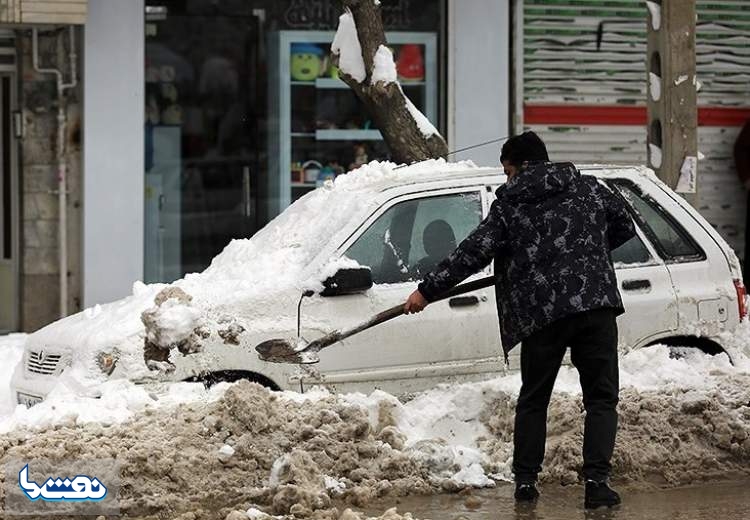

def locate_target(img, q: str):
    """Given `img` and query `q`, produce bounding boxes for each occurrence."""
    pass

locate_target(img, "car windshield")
[195,160,486,283]
[195,183,373,284]
[178,160,488,306]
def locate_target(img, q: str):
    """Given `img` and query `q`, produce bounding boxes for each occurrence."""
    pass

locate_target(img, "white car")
[10,161,747,404]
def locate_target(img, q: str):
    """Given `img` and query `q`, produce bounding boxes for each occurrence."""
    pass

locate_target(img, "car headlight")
[96,351,119,376]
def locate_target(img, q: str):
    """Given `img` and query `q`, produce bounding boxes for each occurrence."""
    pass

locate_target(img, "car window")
[345,192,483,284]
[611,235,652,266]
[613,183,703,261]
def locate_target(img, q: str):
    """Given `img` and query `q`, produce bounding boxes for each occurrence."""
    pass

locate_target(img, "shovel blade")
[255,338,319,364]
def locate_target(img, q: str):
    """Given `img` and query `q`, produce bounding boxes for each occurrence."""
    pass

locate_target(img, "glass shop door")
[144,2,263,281]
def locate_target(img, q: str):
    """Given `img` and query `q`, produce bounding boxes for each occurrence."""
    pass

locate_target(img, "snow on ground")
[2,327,750,519]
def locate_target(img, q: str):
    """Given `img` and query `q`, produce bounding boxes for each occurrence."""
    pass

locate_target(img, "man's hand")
[404,290,428,314]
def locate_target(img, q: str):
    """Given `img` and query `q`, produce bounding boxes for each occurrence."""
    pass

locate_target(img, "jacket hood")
[498,161,580,203]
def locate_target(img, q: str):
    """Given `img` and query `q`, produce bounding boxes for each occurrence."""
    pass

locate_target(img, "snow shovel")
[255,275,496,364]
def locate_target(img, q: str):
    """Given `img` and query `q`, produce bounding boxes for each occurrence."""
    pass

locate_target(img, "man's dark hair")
[500,131,550,167]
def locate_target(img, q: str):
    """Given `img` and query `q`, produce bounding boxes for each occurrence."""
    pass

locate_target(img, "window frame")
[605,179,706,264]
[335,186,488,283]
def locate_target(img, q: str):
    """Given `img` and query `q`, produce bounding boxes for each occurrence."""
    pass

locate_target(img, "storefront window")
[144,0,445,282]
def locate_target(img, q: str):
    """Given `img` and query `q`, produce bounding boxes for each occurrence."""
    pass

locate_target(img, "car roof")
[372,163,654,194]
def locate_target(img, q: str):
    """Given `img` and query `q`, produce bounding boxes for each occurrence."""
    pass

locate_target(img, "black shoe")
[514,482,540,502]
[584,480,621,509]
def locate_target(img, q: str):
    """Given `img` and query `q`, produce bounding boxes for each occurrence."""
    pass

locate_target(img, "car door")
[609,222,679,351]
[611,178,736,339]
[506,228,679,368]
[298,187,502,394]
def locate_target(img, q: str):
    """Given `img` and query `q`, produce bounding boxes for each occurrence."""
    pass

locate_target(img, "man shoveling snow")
[404,131,636,509]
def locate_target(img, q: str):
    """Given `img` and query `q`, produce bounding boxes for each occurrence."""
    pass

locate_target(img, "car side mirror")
[320,267,373,297]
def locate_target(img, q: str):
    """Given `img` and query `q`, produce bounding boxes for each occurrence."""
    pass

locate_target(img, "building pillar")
[83,0,144,306]
[449,0,510,166]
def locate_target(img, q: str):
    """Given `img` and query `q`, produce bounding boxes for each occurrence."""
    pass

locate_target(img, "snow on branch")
[331,10,366,83]
[330,0,448,163]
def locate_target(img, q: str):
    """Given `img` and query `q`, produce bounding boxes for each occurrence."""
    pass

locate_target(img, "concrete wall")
[83,0,144,307]
[449,0,510,167]
[18,28,83,332]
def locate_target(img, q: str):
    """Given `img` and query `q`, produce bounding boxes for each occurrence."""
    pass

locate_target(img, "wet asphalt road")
[365,480,750,520]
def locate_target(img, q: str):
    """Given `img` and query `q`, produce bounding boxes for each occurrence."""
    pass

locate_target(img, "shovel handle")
[306,275,496,352]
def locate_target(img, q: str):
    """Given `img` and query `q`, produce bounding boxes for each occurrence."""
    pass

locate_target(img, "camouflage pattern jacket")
[418,161,636,357]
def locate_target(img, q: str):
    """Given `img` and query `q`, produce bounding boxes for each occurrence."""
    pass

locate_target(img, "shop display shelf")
[315,129,383,141]
[292,78,427,89]
[269,30,436,216]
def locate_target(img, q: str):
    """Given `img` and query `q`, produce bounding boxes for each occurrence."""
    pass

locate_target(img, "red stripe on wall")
[698,107,750,127]
[524,105,750,127]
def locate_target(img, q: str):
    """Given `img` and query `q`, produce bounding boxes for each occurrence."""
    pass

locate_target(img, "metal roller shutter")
[517,0,750,261]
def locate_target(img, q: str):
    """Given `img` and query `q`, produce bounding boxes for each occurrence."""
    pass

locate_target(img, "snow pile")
[143,289,202,347]
[0,378,229,434]
[331,10,366,83]
[141,286,205,367]
[2,344,750,519]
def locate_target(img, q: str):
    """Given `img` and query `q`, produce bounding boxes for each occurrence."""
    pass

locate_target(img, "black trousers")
[512,308,619,483]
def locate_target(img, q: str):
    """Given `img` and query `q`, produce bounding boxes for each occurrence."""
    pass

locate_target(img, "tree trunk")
[335,0,448,164]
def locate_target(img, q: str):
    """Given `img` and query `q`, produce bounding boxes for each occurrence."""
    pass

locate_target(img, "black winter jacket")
[418,161,636,357]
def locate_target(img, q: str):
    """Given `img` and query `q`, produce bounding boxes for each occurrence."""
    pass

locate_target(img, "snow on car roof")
[323,160,651,193]
[321,158,500,192]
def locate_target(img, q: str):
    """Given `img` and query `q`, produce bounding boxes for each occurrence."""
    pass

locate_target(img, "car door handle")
[622,279,651,291]
[449,295,480,308]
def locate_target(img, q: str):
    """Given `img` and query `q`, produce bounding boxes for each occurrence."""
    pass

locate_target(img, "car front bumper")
[10,361,59,406]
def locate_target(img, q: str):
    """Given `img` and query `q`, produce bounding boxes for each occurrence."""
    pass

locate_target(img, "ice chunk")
[218,444,235,463]
[219,444,235,456]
